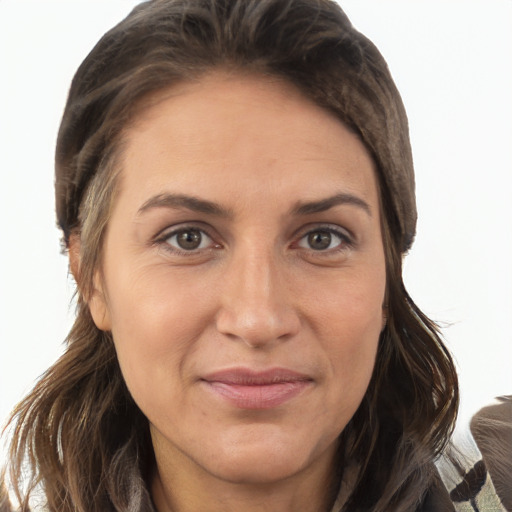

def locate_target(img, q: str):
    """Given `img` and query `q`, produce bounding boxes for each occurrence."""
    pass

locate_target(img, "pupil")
[308,231,331,250]
[177,230,201,250]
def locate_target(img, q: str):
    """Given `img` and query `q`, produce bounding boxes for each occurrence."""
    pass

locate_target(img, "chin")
[200,428,332,485]
[207,449,308,485]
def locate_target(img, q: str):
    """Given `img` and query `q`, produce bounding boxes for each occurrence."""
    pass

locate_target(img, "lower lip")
[203,380,311,409]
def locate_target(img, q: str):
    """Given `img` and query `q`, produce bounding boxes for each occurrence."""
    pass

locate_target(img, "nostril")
[214,253,300,346]
[215,306,300,348]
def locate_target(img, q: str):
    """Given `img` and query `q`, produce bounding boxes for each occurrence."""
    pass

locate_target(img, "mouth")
[201,368,313,410]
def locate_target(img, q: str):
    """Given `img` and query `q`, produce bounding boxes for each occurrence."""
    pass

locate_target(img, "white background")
[1,1,511,448]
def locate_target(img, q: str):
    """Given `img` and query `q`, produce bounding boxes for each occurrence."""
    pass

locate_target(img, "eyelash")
[153,224,354,256]
[295,225,353,254]
[154,225,219,256]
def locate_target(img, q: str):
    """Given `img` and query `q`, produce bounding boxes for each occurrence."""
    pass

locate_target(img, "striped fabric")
[436,416,507,512]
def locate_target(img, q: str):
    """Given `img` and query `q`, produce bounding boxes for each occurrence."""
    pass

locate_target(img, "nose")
[215,247,301,349]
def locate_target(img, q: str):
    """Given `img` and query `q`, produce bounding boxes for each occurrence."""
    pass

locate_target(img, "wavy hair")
[4,1,458,510]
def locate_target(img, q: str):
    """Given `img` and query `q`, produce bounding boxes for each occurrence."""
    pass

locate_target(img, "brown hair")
[5,1,458,510]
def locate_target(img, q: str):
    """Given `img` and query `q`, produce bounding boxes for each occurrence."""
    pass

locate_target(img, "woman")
[2,0,467,510]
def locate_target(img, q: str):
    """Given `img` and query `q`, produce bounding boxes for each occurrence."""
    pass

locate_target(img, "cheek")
[306,265,385,403]
[107,260,210,339]
[308,263,385,342]
[103,265,215,406]
[325,303,381,396]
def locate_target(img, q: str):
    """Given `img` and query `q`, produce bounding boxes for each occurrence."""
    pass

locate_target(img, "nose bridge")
[238,246,275,310]
[216,239,298,346]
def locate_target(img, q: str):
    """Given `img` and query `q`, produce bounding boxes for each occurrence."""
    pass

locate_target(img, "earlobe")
[88,284,112,332]
[68,232,112,331]
[68,232,81,284]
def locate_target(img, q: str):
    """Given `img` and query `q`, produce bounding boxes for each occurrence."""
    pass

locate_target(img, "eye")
[297,228,349,252]
[163,228,214,251]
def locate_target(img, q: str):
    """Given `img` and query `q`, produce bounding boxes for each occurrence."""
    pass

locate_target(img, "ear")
[68,232,81,284]
[68,233,112,331]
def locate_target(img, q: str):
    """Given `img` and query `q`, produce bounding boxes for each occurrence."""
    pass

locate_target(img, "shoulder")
[419,472,456,512]
[471,396,512,511]
[435,396,511,512]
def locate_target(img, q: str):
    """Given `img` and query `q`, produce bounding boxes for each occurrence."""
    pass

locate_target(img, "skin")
[85,72,387,512]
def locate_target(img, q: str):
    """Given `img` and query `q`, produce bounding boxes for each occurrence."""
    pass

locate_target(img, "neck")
[150,440,340,512]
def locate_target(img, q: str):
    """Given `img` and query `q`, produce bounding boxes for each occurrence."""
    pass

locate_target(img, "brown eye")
[307,231,332,251]
[297,227,350,252]
[165,228,211,251]
[176,230,202,250]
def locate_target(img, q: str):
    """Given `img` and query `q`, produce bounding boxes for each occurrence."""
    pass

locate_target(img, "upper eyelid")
[151,222,354,248]
[153,225,220,256]
[153,222,217,242]
[297,229,351,249]
[293,223,354,242]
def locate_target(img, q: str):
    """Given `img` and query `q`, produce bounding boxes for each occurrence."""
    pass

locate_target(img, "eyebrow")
[137,193,232,218]
[291,193,372,216]
[137,191,371,218]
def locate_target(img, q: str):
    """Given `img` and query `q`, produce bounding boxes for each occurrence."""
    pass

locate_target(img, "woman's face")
[89,72,386,485]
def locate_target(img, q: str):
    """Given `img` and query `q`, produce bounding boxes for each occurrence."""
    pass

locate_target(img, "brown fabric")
[418,471,456,512]
[471,396,512,511]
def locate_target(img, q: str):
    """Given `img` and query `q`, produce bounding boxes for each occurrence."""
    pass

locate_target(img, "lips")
[201,368,313,409]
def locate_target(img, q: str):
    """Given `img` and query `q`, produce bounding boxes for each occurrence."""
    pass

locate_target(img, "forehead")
[118,71,380,212]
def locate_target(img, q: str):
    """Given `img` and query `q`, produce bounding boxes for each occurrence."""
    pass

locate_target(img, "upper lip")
[201,367,313,385]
